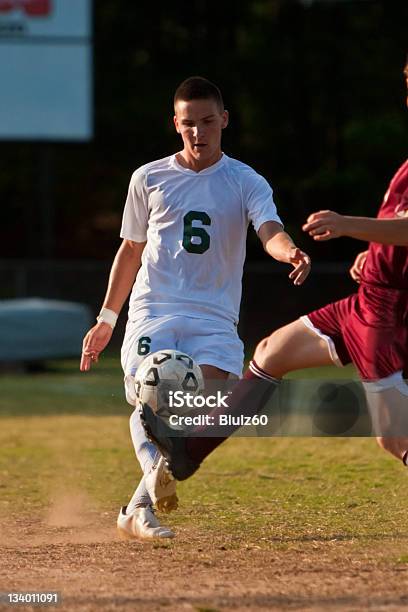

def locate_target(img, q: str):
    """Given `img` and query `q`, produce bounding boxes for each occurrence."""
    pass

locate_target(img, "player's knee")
[254,337,270,361]
[124,374,138,406]
[129,409,146,452]
[253,334,286,377]
[129,408,139,429]
[376,435,397,456]
[376,435,401,458]
[254,335,278,367]
[376,436,387,451]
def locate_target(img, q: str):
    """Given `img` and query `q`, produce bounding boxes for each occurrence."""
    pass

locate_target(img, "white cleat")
[145,456,179,514]
[117,505,174,540]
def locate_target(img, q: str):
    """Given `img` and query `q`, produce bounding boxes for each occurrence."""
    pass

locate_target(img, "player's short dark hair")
[174,76,224,112]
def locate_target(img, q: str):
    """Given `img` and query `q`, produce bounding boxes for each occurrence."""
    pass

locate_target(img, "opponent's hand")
[287,247,311,286]
[80,322,113,371]
[349,250,368,284]
[302,210,347,241]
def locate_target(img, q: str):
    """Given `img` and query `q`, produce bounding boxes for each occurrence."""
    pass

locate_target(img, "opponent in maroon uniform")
[141,59,408,508]
[304,158,408,382]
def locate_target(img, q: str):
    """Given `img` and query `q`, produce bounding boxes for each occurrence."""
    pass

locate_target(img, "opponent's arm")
[349,250,369,284]
[303,211,408,246]
[80,239,146,372]
[258,221,311,286]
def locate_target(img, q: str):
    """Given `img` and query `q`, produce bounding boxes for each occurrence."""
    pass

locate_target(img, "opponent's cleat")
[140,403,200,481]
[145,456,179,513]
[117,505,174,540]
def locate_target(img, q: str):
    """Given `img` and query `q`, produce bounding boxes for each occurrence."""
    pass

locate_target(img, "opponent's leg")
[254,318,335,377]
[363,372,408,463]
[186,320,333,461]
[142,319,334,480]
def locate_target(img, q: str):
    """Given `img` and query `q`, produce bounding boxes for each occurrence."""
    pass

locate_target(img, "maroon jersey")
[362,160,408,290]
[306,159,408,380]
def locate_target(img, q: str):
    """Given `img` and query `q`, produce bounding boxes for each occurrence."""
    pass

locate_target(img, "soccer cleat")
[117,505,174,540]
[145,456,179,513]
[140,403,200,481]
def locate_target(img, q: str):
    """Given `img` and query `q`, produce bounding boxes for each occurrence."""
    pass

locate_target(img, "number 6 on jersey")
[182,211,211,254]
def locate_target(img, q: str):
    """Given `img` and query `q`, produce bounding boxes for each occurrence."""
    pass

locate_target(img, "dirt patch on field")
[1,512,408,612]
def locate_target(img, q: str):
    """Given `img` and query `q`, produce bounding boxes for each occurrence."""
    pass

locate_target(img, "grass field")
[1,358,408,611]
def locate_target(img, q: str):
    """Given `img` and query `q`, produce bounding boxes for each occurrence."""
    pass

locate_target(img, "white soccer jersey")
[120,153,282,324]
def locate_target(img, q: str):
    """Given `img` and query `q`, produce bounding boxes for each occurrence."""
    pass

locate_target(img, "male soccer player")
[80,76,311,540]
[143,59,408,506]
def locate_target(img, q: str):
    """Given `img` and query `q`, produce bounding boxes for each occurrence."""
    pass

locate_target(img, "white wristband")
[96,307,118,330]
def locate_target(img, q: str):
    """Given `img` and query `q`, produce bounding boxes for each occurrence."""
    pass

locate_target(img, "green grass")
[1,358,407,560]
[0,357,125,416]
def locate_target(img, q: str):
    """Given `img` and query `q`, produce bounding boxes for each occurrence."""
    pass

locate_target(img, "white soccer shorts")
[121,314,244,405]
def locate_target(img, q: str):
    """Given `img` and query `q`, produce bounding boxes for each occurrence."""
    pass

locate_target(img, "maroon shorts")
[306,284,408,381]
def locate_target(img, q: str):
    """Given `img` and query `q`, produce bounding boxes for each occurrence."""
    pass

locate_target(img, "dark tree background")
[1,0,407,264]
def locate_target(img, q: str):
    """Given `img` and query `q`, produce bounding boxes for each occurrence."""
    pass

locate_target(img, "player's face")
[174,98,229,170]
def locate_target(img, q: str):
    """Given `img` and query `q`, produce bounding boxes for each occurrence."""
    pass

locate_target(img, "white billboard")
[0,0,93,141]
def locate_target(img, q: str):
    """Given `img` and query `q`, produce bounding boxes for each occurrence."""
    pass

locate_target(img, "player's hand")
[349,250,368,284]
[287,247,311,286]
[302,210,347,241]
[80,322,113,371]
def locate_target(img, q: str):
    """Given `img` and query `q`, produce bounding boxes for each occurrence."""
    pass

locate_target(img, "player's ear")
[173,115,181,133]
[221,110,229,129]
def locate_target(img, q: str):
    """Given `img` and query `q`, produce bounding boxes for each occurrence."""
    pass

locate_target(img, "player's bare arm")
[303,210,408,245]
[258,221,311,286]
[80,239,146,372]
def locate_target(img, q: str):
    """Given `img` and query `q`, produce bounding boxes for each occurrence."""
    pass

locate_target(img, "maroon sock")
[186,361,279,465]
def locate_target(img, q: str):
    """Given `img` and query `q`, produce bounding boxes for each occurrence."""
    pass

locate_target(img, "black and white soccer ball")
[134,349,204,420]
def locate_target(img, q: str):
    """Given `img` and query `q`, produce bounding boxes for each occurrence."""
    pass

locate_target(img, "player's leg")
[364,373,408,462]
[253,318,336,376]
[144,317,242,506]
[125,400,165,513]
[123,318,234,515]
[146,362,231,512]
[200,364,231,379]
[118,316,178,539]
[142,315,339,484]
[338,290,408,465]
[184,319,334,464]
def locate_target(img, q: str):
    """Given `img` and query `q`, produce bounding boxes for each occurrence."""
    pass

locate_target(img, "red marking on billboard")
[0,0,52,16]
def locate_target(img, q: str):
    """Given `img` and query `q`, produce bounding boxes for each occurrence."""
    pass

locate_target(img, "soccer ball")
[134,349,204,421]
